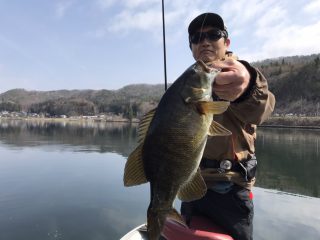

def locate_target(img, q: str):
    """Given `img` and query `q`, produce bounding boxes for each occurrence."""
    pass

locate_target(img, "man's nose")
[200,37,211,46]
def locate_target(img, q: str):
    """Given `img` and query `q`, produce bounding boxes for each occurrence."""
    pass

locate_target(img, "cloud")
[105,0,211,43]
[122,0,159,9]
[303,0,320,14]
[241,19,320,61]
[263,21,320,57]
[220,0,280,31]
[108,8,162,33]
[219,0,320,61]
[55,0,74,19]
[255,5,288,30]
[96,0,117,10]
[89,0,320,60]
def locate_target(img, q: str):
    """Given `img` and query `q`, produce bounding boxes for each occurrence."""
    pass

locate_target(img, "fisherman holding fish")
[180,13,276,240]
[124,12,275,240]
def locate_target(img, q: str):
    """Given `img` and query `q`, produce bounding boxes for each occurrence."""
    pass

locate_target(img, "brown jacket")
[201,60,276,190]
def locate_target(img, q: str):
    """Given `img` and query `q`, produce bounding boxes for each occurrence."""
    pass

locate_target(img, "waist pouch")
[237,157,257,181]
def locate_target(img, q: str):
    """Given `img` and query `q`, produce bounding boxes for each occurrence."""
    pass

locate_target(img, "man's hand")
[211,59,251,102]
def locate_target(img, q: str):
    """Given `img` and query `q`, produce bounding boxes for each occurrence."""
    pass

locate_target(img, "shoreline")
[0,116,139,123]
[261,116,320,129]
[260,124,320,130]
[1,116,320,129]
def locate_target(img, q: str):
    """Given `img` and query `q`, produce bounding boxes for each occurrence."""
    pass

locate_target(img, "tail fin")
[147,208,186,240]
[147,208,165,240]
[166,208,187,228]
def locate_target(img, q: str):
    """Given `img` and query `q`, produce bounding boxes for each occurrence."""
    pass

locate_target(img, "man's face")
[190,26,230,63]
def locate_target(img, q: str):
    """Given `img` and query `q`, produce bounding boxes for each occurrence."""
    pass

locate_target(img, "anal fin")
[177,169,207,202]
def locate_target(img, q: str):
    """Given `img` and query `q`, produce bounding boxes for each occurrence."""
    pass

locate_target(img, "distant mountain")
[252,53,320,115]
[0,84,165,118]
[1,53,319,117]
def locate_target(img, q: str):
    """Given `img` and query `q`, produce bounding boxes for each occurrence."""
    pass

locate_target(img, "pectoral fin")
[177,169,207,202]
[196,101,230,115]
[208,120,232,136]
[123,143,147,186]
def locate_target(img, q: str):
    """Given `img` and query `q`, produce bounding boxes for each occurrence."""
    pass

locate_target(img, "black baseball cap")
[188,12,227,36]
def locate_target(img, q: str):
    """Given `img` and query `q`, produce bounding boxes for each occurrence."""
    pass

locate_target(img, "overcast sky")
[1,0,320,93]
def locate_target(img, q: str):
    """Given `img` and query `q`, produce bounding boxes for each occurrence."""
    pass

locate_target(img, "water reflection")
[253,187,320,240]
[1,120,319,198]
[0,119,138,156]
[256,127,320,197]
[0,149,147,240]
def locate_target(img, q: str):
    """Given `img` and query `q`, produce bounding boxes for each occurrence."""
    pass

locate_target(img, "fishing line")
[197,13,209,44]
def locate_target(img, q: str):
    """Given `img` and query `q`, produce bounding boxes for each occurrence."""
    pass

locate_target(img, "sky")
[0,0,320,93]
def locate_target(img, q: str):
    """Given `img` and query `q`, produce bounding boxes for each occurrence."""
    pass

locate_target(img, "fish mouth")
[194,60,210,73]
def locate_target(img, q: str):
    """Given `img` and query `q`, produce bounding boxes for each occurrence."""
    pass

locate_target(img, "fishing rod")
[161,0,167,91]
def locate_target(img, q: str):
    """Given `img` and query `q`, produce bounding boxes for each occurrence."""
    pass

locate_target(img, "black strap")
[200,158,221,168]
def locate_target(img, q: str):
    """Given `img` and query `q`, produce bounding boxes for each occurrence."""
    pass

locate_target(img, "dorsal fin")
[137,108,156,144]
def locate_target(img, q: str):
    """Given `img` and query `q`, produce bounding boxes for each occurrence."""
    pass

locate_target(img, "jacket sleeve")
[228,60,276,125]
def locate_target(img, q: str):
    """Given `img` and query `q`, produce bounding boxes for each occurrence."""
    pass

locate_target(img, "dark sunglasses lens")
[190,30,223,44]
[190,32,203,44]
[207,31,222,41]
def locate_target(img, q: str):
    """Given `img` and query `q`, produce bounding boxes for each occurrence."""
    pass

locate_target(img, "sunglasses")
[190,29,225,44]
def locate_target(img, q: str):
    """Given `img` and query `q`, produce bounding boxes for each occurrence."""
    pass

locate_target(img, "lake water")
[0,119,319,240]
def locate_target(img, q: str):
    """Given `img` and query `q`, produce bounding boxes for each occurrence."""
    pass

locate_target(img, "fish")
[123,60,231,240]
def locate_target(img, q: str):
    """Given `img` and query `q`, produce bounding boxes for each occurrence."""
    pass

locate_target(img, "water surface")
[0,120,319,240]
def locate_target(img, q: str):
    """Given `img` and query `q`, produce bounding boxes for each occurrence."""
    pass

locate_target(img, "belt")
[201,158,238,173]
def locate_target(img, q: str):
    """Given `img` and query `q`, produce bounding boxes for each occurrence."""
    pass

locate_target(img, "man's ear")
[225,38,230,48]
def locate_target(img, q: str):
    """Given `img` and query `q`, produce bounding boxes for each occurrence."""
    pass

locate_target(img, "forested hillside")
[253,53,320,116]
[0,85,164,118]
[1,54,319,118]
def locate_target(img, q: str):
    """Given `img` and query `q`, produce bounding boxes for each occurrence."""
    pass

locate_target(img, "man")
[180,13,275,240]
